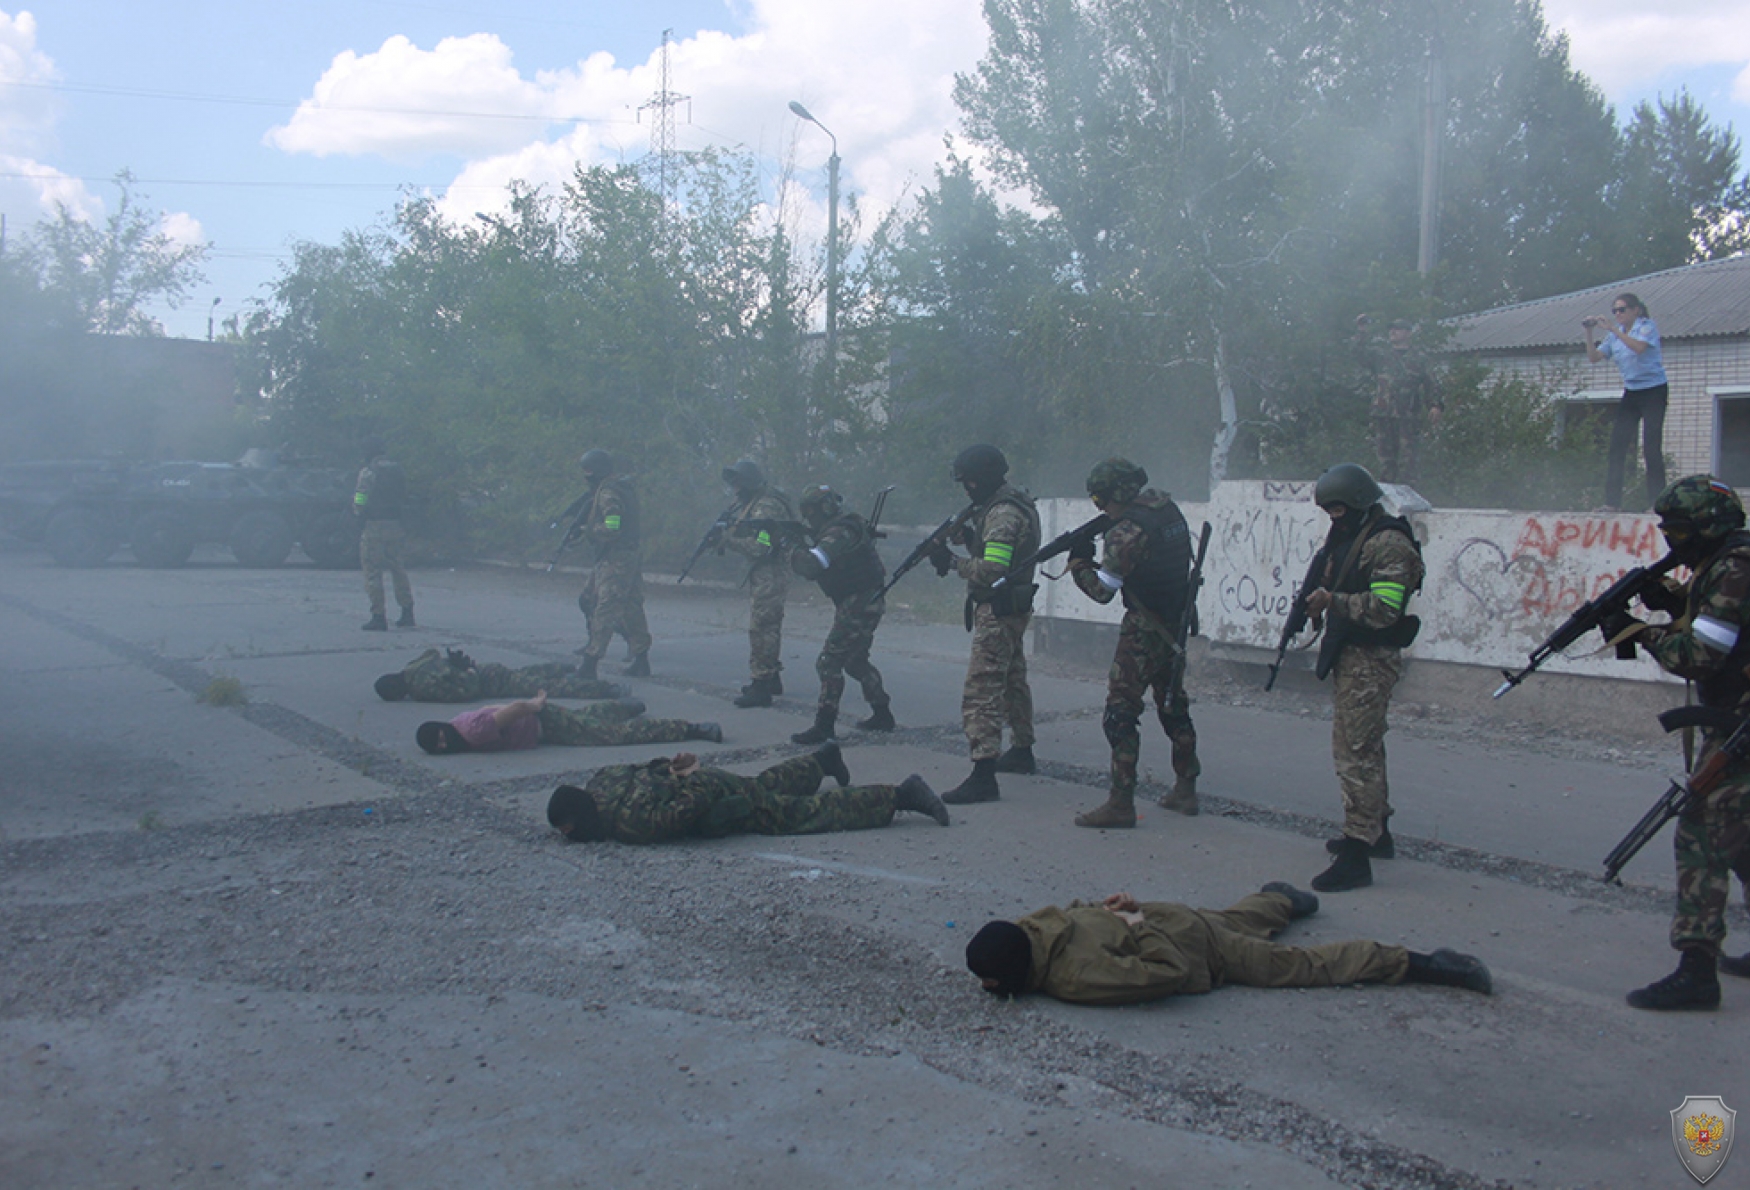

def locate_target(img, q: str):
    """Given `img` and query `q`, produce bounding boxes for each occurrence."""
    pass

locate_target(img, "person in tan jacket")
[964,884,1491,1004]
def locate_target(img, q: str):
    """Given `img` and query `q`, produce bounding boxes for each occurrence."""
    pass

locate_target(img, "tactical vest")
[1688,531,1750,710]
[968,484,1042,617]
[362,459,406,520]
[1327,512,1422,649]
[739,487,795,569]
[816,513,886,603]
[595,478,641,556]
[1114,497,1191,626]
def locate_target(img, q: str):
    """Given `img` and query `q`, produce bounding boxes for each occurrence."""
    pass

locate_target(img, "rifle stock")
[1602,707,1750,882]
[677,499,747,584]
[1264,546,1327,691]
[1493,552,1682,698]
[879,504,976,599]
[992,513,1114,590]
[1176,521,1213,647]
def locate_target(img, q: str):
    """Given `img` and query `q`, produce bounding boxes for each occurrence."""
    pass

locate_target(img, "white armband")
[810,548,831,571]
[1096,569,1123,592]
[1694,615,1739,653]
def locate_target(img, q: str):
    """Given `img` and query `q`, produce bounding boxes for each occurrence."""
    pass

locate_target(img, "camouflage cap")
[799,484,843,522]
[1655,475,1746,540]
[1086,457,1148,504]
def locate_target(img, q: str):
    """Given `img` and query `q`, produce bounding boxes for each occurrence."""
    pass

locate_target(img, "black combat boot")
[1261,882,1320,921]
[613,697,648,717]
[361,614,388,631]
[791,709,837,746]
[1626,949,1721,1011]
[942,759,1000,805]
[575,654,599,681]
[734,677,779,708]
[1404,949,1493,994]
[1311,837,1373,892]
[813,741,850,787]
[1328,825,1394,859]
[895,775,951,826]
[855,702,895,732]
[993,745,1036,774]
[1720,951,1750,978]
[688,722,724,744]
[395,605,416,628]
[625,651,651,677]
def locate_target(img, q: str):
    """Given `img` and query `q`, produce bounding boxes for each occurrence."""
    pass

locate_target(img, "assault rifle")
[544,490,595,573]
[676,499,748,583]
[867,485,895,539]
[991,513,1115,591]
[1602,706,1750,883]
[878,503,978,599]
[1177,522,1214,647]
[1264,545,1331,691]
[1492,551,1684,698]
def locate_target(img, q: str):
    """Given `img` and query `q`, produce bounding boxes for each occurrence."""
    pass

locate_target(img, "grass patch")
[199,675,248,706]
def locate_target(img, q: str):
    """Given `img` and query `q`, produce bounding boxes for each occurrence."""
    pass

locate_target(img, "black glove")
[928,538,955,576]
[1639,578,1686,616]
[1067,536,1096,563]
[1598,609,1642,644]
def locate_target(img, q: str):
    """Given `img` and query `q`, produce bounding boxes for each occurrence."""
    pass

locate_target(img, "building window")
[1556,389,1619,449]
[1713,388,1750,486]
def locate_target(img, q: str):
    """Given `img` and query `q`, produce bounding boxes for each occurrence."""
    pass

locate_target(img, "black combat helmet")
[722,459,765,495]
[1086,457,1148,505]
[952,444,1009,493]
[1314,463,1383,512]
[799,484,844,526]
[579,448,615,478]
[1654,475,1746,560]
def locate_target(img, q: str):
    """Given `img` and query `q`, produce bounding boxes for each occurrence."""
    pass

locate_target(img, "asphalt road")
[1,546,1743,1189]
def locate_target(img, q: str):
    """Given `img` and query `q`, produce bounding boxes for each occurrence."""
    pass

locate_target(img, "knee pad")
[1102,705,1138,747]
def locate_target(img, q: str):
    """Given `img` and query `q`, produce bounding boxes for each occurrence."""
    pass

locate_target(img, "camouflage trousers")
[536,702,693,747]
[1372,413,1424,486]
[963,603,1034,760]
[360,520,413,617]
[1203,894,1410,988]
[579,559,651,662]
[1103,611,1198,800]
[1331,643,1402,846]
[817,591,889,716]
[1670,748,1750,952]
[746,561,789,683]
[475,663,625,702]
[692,754,898,836]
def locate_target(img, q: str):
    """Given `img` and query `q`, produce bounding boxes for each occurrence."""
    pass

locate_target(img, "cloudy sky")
[2,0,1748,339]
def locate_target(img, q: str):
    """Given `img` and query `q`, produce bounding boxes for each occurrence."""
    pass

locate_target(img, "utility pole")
[1417,29,1446,275]
[638,29,690,207]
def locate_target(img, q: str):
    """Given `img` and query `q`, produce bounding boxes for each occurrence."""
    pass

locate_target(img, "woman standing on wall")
[1583,292,1668,511]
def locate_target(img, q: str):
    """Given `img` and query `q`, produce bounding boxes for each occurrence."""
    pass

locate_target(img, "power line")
[0,171,509,192]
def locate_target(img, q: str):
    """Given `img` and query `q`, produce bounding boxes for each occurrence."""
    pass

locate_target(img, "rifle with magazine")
[1177,521,1213,647]
[1493,551,1684,698]
[1602,705,1750,883]
[1264,545,1331,691]
[878,503,978,599]
[676,498,748,583]
[544,489,596,573]
[991,514,1115,590]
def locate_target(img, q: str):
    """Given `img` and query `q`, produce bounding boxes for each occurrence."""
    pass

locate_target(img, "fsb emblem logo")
[1671,1096,1736,1184]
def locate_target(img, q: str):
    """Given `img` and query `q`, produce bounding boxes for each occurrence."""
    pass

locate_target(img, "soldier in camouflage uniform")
[1302,463,1424,893]
[719,460,794,708]
[933,444,1042,805]
[571,449,652,680]
[788,484,895,745]
[1605,476,1750,1010]
[415,690,721,754]
[355,435,415,631]
[1065,458,1200,829]
[374,649,630,703]
[545,742,949,845]
[1369,320,1438,485]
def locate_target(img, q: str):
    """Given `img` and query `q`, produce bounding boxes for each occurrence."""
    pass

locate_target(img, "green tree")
[1609,91,1750,272]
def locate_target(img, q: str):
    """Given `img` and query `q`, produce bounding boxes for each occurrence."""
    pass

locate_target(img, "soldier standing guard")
[355,434,414,631]
[1603,476,1750,1010]
[934,444,1042,805]
[719,460,794,708]
[1302,463,1424,893]
[788,484,896,744]
[1065,458,1201,829]
[572,449,653,680]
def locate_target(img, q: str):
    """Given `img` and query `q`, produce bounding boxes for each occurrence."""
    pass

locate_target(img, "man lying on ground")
[377,648,629,703]
[546,741,949,845]
[416,690,720,754]
[965,884,1491,1004]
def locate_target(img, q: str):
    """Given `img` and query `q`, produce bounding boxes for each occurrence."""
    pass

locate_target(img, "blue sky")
[2,1,1747,340]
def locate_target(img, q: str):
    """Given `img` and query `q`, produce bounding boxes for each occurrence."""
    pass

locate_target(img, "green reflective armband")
[604,515,621,531]
[756,531,771,548]
[983,541,1014,565]
[1370,580,1407,612]
[354,493,367,507]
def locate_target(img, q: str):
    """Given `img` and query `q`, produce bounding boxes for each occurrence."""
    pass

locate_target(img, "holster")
[968,582,1037,629]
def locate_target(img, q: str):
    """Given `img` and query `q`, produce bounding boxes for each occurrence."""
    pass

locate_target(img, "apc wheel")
[302,510,360,569]
[45,507,119,567]
[229,511,296,568]
[131,511,196,568]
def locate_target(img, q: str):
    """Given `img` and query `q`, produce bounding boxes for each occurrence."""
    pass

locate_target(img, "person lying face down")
[545,742,950,845]
[966,885,1491,1004]
[376,648,630,703]
[415,690,721,754]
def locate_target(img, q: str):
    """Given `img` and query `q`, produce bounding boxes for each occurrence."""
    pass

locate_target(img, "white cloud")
[0,11,110,229]
[1542,1,1750,97]
[160,209,205,248]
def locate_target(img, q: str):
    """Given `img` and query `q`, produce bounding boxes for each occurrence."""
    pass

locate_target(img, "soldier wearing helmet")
[571,449,653,680]
[1064,458,1201,829]
[717,460,796,708]
[354,433,415,631]
[930,445,1044,805]
[787,483,896,744]
[1299,462,1424,893]
[1602,475,1750,1009]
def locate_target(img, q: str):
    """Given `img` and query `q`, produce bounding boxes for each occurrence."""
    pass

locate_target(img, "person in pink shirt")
[415,690,721,754]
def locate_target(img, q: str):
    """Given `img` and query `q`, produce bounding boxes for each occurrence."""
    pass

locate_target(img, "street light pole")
[788,100,839,375]
[208,296,222,342]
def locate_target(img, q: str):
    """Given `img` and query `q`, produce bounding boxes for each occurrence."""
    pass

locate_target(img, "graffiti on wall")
[1212,503,1328,631]
[1451,514,1665,624]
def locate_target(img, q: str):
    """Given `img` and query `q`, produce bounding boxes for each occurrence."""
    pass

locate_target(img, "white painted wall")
[1036,480,1680,687]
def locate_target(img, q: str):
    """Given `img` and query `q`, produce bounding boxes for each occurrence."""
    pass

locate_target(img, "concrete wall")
[1036,480,1680,689]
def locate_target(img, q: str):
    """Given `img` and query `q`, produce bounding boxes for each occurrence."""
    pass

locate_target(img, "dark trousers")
[1604,383,1668,509]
